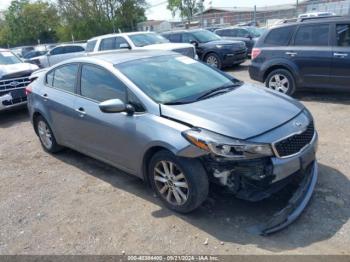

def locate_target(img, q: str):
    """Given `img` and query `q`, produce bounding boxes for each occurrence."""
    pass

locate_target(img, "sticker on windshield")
[175,56,197,64]
[1,52,14,57]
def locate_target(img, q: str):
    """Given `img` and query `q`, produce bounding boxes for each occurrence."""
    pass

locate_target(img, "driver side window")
[80,64,126,102]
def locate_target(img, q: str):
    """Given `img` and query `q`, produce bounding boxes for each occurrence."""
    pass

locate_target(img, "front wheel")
[149,150,209,213]
[205,53,222,69]
[265,69,296,95]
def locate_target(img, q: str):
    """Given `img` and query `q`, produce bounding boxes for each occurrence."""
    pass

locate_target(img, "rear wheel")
[149,150,209,213]
[265,69,296,95]
[205,53,222,69]
[35,116,62,153]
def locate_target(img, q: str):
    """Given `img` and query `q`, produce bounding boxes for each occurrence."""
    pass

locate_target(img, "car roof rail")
[298,15,341,22]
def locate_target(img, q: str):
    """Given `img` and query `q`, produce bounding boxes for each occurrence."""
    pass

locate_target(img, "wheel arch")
[262,60,300,85]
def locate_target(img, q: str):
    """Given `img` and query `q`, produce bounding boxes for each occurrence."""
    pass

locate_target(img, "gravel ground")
[0,61,349,255]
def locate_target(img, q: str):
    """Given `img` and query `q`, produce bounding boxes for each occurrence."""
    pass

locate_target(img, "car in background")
[162,29,247,69]
[23,50,48,60]
[11,46,35,58]
[86,32,196,59]
[214,27,267,56]
[204,27,221,32]
[27,50,318,235]
[0,49,38,111]
[29,44,86,68]
[249,16,350,95]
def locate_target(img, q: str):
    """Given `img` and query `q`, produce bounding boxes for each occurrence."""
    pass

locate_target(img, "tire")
[149,150,209,213]
[35,116,63,153]
[265,69,296,95]
[205,53,222,69]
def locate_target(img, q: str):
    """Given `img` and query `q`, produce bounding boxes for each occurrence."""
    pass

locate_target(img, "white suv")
[86,32,197,59]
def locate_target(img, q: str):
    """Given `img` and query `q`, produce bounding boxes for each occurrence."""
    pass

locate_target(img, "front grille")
[0,76,32,92]
[173,47,195,58]
[274,121,315,157]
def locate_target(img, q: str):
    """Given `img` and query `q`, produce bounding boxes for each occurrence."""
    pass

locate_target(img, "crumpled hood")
[142,43,194,51]
[160,85,304,140]
[0,63,38,79]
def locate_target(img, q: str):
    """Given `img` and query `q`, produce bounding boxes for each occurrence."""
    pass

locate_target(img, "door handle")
[75,107,86,117]
[334,52,348,58]
[285,52,297,57]
[41,93,48,101]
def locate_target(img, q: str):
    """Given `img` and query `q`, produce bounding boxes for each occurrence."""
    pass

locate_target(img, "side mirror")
[119,43,131,49]
[99,99,126,113]
[190,40,199,47]
[245,34,253,39]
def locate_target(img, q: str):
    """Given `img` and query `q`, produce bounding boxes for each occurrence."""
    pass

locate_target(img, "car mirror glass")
[99,99,126,113]
[119,43,130,49]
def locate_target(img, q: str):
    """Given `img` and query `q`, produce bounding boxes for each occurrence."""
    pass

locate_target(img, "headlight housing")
[182,128,273,159]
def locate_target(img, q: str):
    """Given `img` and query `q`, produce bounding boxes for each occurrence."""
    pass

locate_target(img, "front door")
[290,23,332,88]
[330,23,350,88]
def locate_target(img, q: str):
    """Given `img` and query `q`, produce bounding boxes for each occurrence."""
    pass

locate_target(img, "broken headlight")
[182,128,273,159]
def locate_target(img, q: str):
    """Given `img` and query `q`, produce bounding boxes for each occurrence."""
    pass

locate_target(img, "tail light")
[25,86,32,95]
[251,48,261,60]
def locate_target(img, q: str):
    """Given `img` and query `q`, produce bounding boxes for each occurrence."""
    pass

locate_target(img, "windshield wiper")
[195,83,241,101]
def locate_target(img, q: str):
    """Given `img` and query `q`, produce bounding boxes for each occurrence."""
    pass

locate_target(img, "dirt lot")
[0,61,349,255]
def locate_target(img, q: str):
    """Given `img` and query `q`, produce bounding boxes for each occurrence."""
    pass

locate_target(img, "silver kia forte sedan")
[27,50,318,235]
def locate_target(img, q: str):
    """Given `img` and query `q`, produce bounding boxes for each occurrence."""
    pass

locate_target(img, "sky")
[0,0,299,20]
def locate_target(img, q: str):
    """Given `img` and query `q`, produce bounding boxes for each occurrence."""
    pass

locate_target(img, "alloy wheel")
[268,74,290,93]
[37,120,53,149]
[206,55,219,67]
[153,160,189,206]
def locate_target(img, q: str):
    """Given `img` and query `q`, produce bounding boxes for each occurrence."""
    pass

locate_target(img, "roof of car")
[69,50,177,65]
[88,31,157,41]
[162,29,207,34]
[273,15,350,28]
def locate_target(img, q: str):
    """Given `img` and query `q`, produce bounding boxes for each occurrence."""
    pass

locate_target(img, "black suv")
[249,16,350,95]
[214,27,266,55]
[162,29,247,69]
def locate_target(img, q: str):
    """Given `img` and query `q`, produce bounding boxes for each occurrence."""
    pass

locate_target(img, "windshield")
[0,51,22,65]
[116,55,237,104]
[248,27,266,37]
[129,33,169,47]
[192,30,221,43]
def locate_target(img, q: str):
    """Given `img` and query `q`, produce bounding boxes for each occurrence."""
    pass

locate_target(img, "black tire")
[205,53,222,69]
[35,116,63,153]
[265,69,296,95]
[149,150,209,213]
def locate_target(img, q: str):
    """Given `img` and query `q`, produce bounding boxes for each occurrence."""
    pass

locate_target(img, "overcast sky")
[0,0,299,20]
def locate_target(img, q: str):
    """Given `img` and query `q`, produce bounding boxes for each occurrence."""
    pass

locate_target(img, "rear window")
[294,24,330,46]
[264,26,296,46]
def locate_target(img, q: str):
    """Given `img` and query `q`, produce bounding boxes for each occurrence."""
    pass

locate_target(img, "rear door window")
[264,26,296,46]
[64,46,84,53]
[294,24,330,46]
[336,24,350,47]
[80,64,126,102]
[51,64,79,93]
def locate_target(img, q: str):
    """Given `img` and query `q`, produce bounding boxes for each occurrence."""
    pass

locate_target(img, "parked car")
[86,32,196,59]
[27,50,318,235]
[23,50,48,60]
[11,46,35,58]
[214,27,266,55]
[298,12,335,18]
[0,49,38,111]
[249,16,350,95]
[162,29,247,69]
[29,44,86,68]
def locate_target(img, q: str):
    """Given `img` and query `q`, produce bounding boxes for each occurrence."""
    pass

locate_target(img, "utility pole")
[296,0,299,16]
[253,5,256,26]
[200,0,205,28]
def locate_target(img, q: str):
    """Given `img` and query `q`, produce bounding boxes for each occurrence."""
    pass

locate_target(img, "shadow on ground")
[54,149,349,252]
[0,107,29,128]
[295,90,350,105]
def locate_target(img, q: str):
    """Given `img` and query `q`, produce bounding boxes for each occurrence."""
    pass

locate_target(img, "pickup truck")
[0,49,38,111]
[86,32,197,59]
[29,44,86,68]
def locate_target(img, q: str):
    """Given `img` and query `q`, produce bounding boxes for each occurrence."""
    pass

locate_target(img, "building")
[137,20,172,33]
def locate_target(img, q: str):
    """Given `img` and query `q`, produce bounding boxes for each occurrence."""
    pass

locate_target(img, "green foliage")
[0,0,147,47]
[167,0,199,26]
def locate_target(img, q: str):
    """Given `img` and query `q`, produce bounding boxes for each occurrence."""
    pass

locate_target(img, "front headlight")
[182,128,273,159]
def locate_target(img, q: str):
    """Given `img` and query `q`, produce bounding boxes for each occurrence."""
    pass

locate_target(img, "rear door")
[330,23,350,88]
[43,64,79,146]
[290,23,332,88]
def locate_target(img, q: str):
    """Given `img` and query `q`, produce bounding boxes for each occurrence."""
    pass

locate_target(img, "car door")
[330,23,350,88]
[47,46,65,66]
[73,64,139,172]
[290,23,332,88]
[99,36,131,52]
[43,64,79,146]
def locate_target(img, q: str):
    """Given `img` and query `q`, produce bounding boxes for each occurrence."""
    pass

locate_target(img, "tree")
[167,0,199,27]
[2,0,60,46]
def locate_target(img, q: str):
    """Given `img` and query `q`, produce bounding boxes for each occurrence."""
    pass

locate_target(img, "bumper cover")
[248,160,318,235]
